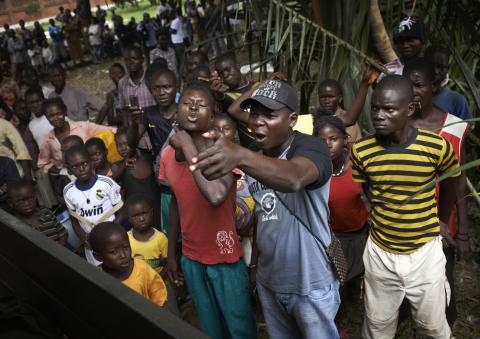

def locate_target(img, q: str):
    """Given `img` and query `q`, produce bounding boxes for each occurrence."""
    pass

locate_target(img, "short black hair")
[214,52,236,68]
[145,62,175,87]
[313,115,347,137]
[43,97,67,114]
[375,75,414,103]
[7,178,35,198]
[62,135,84,149]
[425,45,451,61]
[403,57,436,83]
[64,145,89,165]
[24,86,45,100]
[122,44,143,59]
[126,194,154,211]
[115,126,129,140]
[188,50,209,64]
[90,222,127,253]
[157,27,171,38]
[214,112,237,127]
[318,79,343,96]
[85,137,107,151]
[191,65,211,79]
[180,82,215,111]
[110,62,126,73]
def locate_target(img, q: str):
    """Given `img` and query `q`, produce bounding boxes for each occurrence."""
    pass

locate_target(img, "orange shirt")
[122,258,167,307]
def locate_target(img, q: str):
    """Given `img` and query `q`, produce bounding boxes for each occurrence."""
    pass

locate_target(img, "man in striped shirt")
[351,76,458,338]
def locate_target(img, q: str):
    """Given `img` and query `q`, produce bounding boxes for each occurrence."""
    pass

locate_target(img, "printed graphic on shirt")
[216,230,235,255]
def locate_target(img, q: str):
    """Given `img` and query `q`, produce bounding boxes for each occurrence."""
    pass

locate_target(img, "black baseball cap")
[240,80,298,112]
[394,15,426,42]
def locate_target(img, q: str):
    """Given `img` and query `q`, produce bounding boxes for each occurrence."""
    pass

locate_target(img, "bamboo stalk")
[270,0,389,74]
[467,178,480,208]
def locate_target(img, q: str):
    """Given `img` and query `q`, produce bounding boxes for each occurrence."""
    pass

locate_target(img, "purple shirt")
[118,74,155,108]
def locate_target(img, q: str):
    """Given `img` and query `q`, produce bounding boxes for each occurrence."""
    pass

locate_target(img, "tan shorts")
[362,236,451,339]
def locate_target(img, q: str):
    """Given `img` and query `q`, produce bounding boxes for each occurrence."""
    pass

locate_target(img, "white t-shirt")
[88,24,101,46]
[170,17,184,44]
[29,115,53,147]
[64,175,122,265]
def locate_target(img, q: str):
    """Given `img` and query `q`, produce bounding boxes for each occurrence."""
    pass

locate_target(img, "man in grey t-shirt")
[191,80,340,338]
[48,64,104,121]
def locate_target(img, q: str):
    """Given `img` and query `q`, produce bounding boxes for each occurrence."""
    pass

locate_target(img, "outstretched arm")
[191,132,325,193]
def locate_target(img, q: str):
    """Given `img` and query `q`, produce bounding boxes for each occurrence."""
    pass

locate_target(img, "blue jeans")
[257,281,340,339]
[181,256,257,339]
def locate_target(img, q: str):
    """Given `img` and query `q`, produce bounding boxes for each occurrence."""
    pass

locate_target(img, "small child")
[213,113,255,265]
[51,135,84,205]
[41,40,54,66]
[85,137,112,177]
[8,179,68,245]
[63,145,123,265]
[89,221,167,307]
[27,40,44,76]
[126,194,168,276]
[112,128,161,228]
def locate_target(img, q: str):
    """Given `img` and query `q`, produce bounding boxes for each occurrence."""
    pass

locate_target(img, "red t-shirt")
[159,146,242,264]
[438,113,468,237]
[328,166,369,233]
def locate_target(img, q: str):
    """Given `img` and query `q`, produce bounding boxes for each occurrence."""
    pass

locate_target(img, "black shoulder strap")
[272,191,330,251]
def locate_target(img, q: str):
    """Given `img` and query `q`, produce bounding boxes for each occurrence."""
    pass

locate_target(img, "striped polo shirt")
[350,128,459,254]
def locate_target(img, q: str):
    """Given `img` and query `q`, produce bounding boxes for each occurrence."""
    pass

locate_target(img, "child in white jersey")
[63,145,123,265]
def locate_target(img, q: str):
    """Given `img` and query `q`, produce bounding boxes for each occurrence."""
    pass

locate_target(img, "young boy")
[126,194,168,275]
[131,67,177,158]
[149,28,178,79]
[112,128,161,227]
[160,83,256,339]
[25,86,52,148]
[403,58,469,327]
[350,76,458,338]
[90,221,167,307]
[63,145,123,265]
[8,179,68,245]
[85,137,112,177]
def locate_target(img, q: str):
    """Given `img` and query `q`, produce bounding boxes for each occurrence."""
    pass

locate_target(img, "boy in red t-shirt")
[160,83,256,339]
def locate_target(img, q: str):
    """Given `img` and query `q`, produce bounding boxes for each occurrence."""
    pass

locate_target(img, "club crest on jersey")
[96,189,104,200]
[260,193,278,221]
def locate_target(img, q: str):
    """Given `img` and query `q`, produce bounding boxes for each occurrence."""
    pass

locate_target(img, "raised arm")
[339,67,378,127]
[170,130,234,207]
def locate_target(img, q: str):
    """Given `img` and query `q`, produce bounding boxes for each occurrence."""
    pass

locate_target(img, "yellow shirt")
[0,118,31,175]
[128,229,168,273]
[122,258,167,307]
[294,109,363,142]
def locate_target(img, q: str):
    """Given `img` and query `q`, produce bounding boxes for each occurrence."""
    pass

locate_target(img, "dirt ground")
[65,58,480,339]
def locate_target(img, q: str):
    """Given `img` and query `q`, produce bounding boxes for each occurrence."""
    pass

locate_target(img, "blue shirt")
[247,132,335,295]
[48,25,63,44]
[434,86,472,121]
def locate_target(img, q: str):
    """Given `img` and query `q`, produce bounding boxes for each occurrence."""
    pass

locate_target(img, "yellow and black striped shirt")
[350,129,459,254]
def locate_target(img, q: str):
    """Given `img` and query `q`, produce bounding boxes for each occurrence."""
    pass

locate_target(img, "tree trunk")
[76,0,92,27]
[311,0,323,26]
[370,0,397,63]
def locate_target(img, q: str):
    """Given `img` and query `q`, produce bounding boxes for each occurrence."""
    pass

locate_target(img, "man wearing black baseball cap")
[379,14,426,80]
[190,80,340,338]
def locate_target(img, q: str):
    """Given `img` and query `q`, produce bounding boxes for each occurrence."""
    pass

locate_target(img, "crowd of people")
[0,4,476,339]
[0,0,228,82]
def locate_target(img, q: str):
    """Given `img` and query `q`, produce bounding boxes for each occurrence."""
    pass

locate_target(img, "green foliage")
[24,0,40,16]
